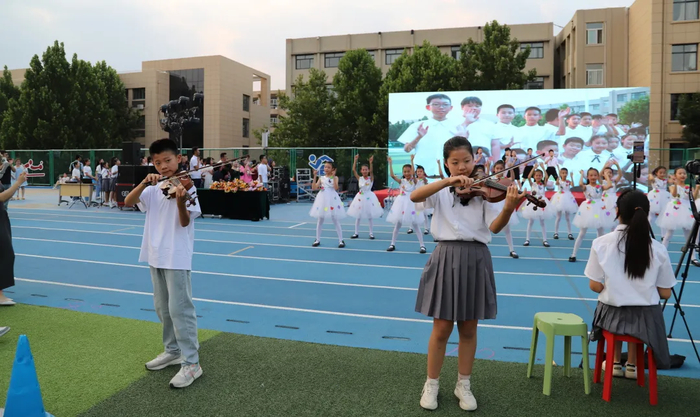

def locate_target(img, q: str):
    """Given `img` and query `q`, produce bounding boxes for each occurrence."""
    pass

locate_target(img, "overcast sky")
[2,0,633,90]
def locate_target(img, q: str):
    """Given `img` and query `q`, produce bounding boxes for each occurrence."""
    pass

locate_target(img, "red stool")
[593,330,658,405]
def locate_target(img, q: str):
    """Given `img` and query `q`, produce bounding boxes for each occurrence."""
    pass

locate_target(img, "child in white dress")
[550,167,578,240]
[521,163,554,247]
[569,168,614,262]
[647,166,671,236]
[490,160,520,258]
[657,167,694,250]
[310,161,346,248]
[386,156,426,253]
[347,155,383,239]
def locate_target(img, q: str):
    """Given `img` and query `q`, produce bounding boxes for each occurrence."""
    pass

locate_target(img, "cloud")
[1,0,634,89]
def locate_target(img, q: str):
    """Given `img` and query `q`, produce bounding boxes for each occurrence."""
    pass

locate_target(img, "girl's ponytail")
[616,189,652,279]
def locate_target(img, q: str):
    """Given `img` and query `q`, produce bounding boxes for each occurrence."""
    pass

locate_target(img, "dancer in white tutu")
[310,161,346,248]
[490,160,521,258]
[551,167,578,240]
[657,167,695,250]
[347,155,383,239]
[386,156,425,253]
[648,166,671,236]
[521,163,554,247]
[414,162,432,235]
[569,168,613,262]
[601,160,623,232]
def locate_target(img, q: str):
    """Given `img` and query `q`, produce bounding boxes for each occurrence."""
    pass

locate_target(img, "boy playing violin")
[124,138,203,388]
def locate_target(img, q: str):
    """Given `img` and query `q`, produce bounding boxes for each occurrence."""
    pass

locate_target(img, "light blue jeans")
[150,267,200,365]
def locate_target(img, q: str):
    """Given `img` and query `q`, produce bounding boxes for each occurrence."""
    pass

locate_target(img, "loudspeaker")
[122,142,142,165]
[116,183,134,206]
[117,165,158,186]
[276,166,291,201]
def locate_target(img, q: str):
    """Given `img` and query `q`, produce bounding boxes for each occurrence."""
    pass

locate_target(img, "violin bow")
[471,155,542,186]
[156,155,251,184]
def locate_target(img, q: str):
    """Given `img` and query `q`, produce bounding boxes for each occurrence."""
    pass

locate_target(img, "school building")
[285,0,700,158]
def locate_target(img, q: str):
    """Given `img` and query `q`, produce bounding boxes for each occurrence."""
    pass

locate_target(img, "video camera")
[686,159,700,176]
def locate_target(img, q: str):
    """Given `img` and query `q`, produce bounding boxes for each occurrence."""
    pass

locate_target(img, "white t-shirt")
[111,165,118,179]
[585,225,676,306]
[258,164,269,183]
[517,125,551,152]
[71,168,81,180]
[398,118,456,177]
[101,167,110,179]
[491,123,521,149]
[460,119,495,153]
[136,185,201,271]
[189,156,202,179]
[416,187,499,243]
[83,166,93,178]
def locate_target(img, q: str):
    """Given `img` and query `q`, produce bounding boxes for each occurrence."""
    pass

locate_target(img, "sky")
[1,0,634,90]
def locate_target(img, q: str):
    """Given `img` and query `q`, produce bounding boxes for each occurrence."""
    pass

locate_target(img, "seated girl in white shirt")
[411,136,523,411]
[586,189,676,378]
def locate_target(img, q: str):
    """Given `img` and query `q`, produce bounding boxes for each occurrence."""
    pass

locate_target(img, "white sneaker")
[0,298,16,306]
[601,360,624,378]
[625,363,637,379]
[454,380,477,411]
[145,352,183,371]
[169,363,203,388]
[0,327,10,337]
[419,379,439,410]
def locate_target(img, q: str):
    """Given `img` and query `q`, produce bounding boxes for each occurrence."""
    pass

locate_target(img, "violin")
[157,171,198,207]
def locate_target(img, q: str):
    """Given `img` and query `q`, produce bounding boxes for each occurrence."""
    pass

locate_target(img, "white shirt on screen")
[397,118,455,177]
[137,184,201,271]
[416,187,499,243]
[585,225,676,307]
[491,122,521,149]
[460,119,495,153]
[517,125,549,151]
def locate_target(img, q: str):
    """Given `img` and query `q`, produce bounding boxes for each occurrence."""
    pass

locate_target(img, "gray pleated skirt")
[591,301,671,369]
[415,241,497,321]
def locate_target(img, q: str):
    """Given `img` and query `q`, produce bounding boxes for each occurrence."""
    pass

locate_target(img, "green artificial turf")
[0,304,219,417]
[2,304,700,417]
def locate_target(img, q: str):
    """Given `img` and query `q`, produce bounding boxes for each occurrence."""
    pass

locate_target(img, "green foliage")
[0,41,139,150]
[0,66,20,124]
[678,93,700,147]
[617,94,649,127]
[511,114,526,128]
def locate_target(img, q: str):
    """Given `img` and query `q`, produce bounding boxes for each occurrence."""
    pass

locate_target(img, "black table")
[197,189,270,221]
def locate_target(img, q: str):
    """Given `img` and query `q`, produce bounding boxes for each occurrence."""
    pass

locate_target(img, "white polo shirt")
[585,225,676,306]
[398,118,455,177]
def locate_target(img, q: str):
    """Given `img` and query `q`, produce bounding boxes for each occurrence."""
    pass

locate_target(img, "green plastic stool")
[526,312,591,396]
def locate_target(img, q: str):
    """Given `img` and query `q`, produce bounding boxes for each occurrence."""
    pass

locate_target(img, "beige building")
[285,23,556,92]
[253,89,287,132]
[8,56,271,150]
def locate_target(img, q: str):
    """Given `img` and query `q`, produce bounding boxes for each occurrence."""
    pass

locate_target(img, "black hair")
[560,167,568,173]
[616,189,653,279]
[537,140,558,151]
[652,166,667,176]
[220,152,227,158]
[427,94,451,105]
[527,148,533,151]
[497,104,515,113]
[590,135,608,144]
[524,106,541,114]
[75,154,82,160]
[545,108,560,122]
[565,113,580,122]
[564,137,584,146]
[110,157,118,166]
[360,163,370,170]
[493,160,505,169]
[460,96,482,107]
[149,138,179,156]
[415,165,425,172]
[606,113,618,118]
[474,164,486,173]
[147,156,152,163]
[192,147,199,153]
[584,168,599,185]
[442,136,474,177]
[580,112,592,118]
[548,149,554,153]
[621,134,636,141]
[592,114,604,120]
[402,164,413,172]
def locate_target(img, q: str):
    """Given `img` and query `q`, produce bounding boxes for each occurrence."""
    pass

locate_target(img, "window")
[631,92,647,100]
[674,0,699,21]
[672,44,698,71]
[367,50,376,60]
[270,98,278,109]
[617,94,628,103]
[586,23,604,45]
[589,103,601,111]
[252,97,260,105]
[451,46,462,60]
[524,77,545,89]
[295,54,314,70]
[132,88,146,100]
[586,64,603,85]
[242,118,250,138]
[670,143,687,169]
[270,116,278,125]
[670,93,694,120]
[324,52,344,68]
[243,94,250,112]
[385,49,404,65]
[521,42,544,59]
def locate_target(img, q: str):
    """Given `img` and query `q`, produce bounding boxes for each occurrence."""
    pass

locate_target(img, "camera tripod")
[661,174,700,364]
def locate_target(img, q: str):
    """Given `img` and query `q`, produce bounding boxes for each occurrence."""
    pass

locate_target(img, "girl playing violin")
[411,136,524,411]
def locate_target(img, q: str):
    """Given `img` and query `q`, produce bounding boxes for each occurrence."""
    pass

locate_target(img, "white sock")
[355,218,360,235]
[565,213,572,234]
[414,222,425,246]
[596,227,604,237]
[526,219,534,241]
[540,219,546,241]
[333,217,343,242]
[572,228,588,257]
[391,222,401,246]
[504,225,514,252]
[427,377,439,383]
[316,218,324,241]
[554,214,561,234]
[368,218,374,236]
[662,230,673,248]
[458,374,470,382]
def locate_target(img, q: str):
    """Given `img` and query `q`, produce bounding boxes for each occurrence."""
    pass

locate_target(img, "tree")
[617,94,649,127]
[678,93,700,147]
[0,66,20,124]
[270,69,337,147]
[332,49,384,147]
[0,41,139,150]
[458,20,537,90]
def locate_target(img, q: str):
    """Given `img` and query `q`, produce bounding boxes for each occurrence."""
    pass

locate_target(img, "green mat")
[1,305,699,416]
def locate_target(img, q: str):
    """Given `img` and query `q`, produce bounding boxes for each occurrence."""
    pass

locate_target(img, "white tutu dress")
[386,178,424,225]
[492,199,520,226]
[550,179,579,214]
[601,186,619,229]
[656,185,694,231]
[573,184,608,229]
[648,178,671,216]
[347,176,383,219]
[521,182,554,220]
[309,175,347,220]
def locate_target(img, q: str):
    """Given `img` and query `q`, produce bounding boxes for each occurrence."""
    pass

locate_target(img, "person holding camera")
[0,151,16,210]
[0,170,27,306]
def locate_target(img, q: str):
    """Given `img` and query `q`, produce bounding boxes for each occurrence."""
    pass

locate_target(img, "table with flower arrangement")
[197,179,270,221]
